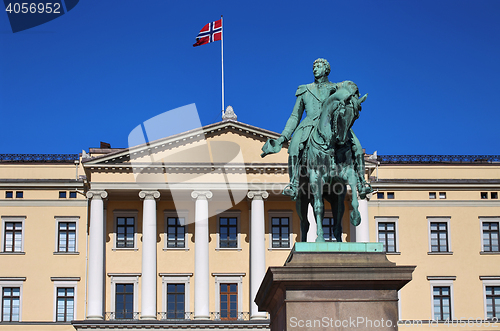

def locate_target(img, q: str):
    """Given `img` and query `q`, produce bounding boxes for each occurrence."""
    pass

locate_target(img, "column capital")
[86,190,108,200]
[191,190,213,200]
[139,190,160,200]
[247,191,269,200]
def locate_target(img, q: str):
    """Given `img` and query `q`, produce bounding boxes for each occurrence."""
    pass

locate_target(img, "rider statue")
[261,58,369,200]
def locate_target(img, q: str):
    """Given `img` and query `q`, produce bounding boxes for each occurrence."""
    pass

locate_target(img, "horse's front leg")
[347,170,361,226]
[296,193,310,242]
[310,171,326,242]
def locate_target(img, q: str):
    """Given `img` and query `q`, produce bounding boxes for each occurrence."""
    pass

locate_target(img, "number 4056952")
[5,2,61,14]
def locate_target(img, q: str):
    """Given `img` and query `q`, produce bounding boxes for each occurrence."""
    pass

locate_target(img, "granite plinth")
[255,243,415,331]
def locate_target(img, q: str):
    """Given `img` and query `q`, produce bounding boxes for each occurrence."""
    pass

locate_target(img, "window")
[113,211,138,250]
[2,287,20,322]
[220,283,238,320]
[482,192,489,199]
[377,192,384,199]
[166,284,185,319]
[429,192,436,199]
[213,273,243,320]
[166,218,185,248]
[59,191,67,198]
[492,192,499,199]
[378,222,396,253]
[322,217,338,242]
[433,286,451,321]
[160,273,191,320]
[3,222,22,252]
[69,192,77,199]
[439,192,446,199]
[271,217,290,248]
[56,287,74,322]
[57,222,76,253]
[5,191,12,199]
[218,214,239,249]
[15,191,23,198]
[387,192,395,199]
[428,219,451,253]
[482,221,499,253]
[486,286,500,319]
[115,284,134,319]
[109,274,139,320]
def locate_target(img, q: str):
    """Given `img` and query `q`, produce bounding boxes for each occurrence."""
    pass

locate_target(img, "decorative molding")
[222,105,237,121]
[427,276,456,281]
[247,191,269,200]
[86,190,108,200]
[191,191,213,200]
[138,190,160,200]
[369,200,500,207]
[0,200,88,207]
[0,277,26,281]
[479,276,500,280]
[50,277,80,282]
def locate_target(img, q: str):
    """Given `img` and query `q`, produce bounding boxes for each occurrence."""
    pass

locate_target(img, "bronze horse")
[297,81,370,242]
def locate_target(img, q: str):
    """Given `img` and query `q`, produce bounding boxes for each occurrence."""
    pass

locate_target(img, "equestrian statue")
[261,58,372,242]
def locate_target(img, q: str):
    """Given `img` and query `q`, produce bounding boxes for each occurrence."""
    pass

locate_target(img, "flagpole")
[220,15,225,118]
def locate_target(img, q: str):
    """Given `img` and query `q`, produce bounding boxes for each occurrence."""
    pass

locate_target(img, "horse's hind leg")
[326,188,346,242]
[296,195,309,242]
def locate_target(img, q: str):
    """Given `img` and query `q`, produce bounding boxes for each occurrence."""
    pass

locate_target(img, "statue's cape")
[305,82,337,102]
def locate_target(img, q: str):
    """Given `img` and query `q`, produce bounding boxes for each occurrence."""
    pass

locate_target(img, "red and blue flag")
[193,19,222,47]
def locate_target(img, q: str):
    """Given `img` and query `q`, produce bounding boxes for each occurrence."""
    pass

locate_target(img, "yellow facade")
[0,120,499,331]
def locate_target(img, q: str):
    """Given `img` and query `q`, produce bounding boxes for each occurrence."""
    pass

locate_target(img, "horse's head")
[322,81,367,145]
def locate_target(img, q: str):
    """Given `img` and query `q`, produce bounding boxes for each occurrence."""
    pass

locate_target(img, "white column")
[191,190,212,320]
[86,190,107,320]
[306,204,317,242]
[247,191,268,319]
[356,199,370,242]
[139,190,160,320]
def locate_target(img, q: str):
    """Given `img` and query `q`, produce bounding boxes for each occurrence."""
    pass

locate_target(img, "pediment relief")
[83,121,288,169]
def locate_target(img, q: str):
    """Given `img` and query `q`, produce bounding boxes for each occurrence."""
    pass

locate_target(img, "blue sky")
[0,0,499,155]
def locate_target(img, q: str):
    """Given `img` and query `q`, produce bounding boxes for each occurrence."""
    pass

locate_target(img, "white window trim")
[216,210,241,250]
[54,216,80,254]
[52,278,79,322]
[112,210,139,251]
[481,276,500,320]
[268,210,293,250]
[108,273,140,317]
[375,217,400,253]
[1,216,26,254]
[428,277,455,321]
[163,210,189,251]
[212,273,245,316]
[160,273,192,316]
[479,217,500,253]
[427,217,452,254]
[0,277,25,322]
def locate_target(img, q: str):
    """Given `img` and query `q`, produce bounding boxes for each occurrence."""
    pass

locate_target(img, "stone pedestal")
[255,243,415,331]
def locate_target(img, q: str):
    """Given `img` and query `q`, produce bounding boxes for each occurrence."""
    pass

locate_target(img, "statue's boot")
[283,156,298,200]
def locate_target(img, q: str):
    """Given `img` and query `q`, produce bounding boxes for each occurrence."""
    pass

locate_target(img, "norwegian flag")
[193,19,222,47]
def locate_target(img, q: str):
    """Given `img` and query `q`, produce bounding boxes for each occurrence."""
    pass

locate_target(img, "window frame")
[268,211,293,250]
[213,273,244,319]
[375,217,399,254]
[54,216,79,254]
[480,217,500,254]
[481,277,500,320]
[113,211,138,250]
[428,277,455,322]
[1,216,25,254]
[216,211,241,250]
[108,274,139,319]
[160,273,191,319]
[427,217,452,254]
[163,211,189,251]
[0,278,25,322]
[52,278,78,322]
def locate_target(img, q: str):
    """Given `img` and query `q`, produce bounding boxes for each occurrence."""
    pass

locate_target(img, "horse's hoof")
[315,235,326,243]
[350,212,361,226]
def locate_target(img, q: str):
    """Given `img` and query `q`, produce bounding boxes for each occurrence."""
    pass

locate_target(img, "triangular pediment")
[83,120,288,168]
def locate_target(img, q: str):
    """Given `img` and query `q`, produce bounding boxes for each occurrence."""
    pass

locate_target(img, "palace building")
[0,116,499,331]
